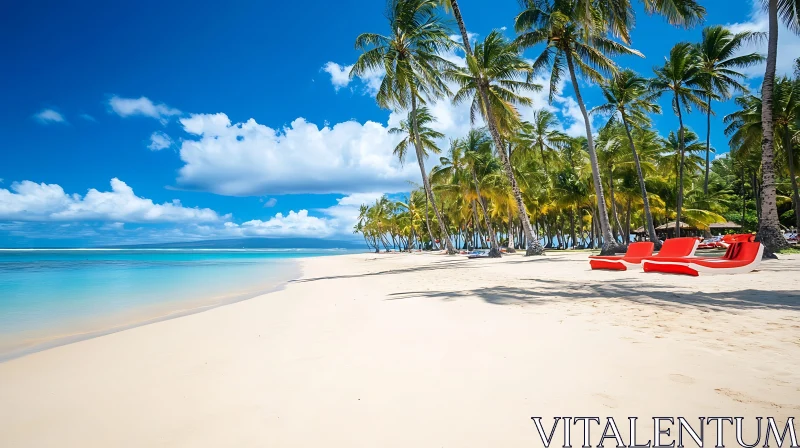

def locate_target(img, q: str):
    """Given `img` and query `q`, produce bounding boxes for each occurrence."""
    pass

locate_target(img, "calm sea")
[0,249,357,361]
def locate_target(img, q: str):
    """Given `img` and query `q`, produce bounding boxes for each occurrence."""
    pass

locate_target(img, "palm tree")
[518,111,569,175]
[460,129,502,257]
[352,0,458,254]
[567,0,705,44]
[726,79,800,230]
[390,107,445,248]
[758,0,798,252]
[650,42,706,237]
[448,30,545,255]
[515,0,642,254]
[773,78,799,231]
[694,25,765,195]
[592,69,662,247]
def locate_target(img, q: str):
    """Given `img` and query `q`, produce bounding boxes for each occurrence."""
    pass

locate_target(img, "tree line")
[352,0,800,256]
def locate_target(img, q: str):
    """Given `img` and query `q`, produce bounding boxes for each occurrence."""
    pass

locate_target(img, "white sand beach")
[1,252,799,447]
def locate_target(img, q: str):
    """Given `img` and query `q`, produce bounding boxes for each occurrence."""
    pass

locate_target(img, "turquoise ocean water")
[0,249,356,361]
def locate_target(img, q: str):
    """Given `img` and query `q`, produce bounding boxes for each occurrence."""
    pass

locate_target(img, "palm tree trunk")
[410,95,456,254]
[447,1,542,256]
[758,0,790,253]
[471,200,482,248]
[423,195,438,250]
[741,165,747,228]
[565,53,618,254]
[506,205,516,252]
[556,222,563,249]
[539,143,550,175]
[472,169,501,256]
[625,198,632,245]
[753,171,762,222]
[608,168,623,242]
[674,94,687,238]
[704,94,712,195]
[785,127,800,229]
[570,208,577,249]
[621,112,660,247]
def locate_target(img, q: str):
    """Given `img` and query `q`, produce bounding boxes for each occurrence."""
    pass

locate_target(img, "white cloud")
[225,210,334,238]
[108,96,181,123]
[0,178,226,223]
[222,192,383,238]
[316,192,383,232]
[34,109,65,124]
[726,0,800,77]
[178,47,597,200]
[323,61,384,94]
[322,62,354,90]
[175,113,416,196]
[79,113,96,122]
[262,197,278,208]
[148,131,173,151]
[448,32,479,45]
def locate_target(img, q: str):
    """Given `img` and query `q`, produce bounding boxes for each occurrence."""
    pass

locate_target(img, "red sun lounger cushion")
[642,242,763,276]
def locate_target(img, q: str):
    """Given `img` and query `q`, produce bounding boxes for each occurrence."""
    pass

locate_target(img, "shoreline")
[0,259,304,363]
[1,252,798,447]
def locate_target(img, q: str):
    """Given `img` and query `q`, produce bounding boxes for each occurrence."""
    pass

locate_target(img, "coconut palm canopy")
[353,0,800,255]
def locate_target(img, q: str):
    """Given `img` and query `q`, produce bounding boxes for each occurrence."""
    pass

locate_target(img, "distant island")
[105,238,365,250]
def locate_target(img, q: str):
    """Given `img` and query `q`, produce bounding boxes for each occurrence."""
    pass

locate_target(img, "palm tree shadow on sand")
[386,276,800,312]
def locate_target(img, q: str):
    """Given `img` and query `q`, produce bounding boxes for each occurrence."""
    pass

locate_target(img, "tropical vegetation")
[352,0,800,256]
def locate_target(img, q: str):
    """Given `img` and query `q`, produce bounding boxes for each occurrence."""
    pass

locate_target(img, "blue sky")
[1,0,797,247]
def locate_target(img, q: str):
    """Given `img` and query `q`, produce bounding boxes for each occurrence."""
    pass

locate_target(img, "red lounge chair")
[642,241,763,276]
[589,242,654,271]
[722,233,755,244]
[638,237,700,263]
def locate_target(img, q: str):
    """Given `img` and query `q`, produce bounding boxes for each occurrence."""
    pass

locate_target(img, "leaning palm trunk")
[565,54,618,254]
[608,170,624,241]
[471,200,482,247]
[621,112,660,247]
[411,96,456,254]
[506,205,516,252]
[785,128,800,230]
[674,95,687,238]
[448,0,543,256]
[423,195,438,250]
[471,168,501,257]
[570,208,577,249]
[704,94,712,195]
[758,0,790,253]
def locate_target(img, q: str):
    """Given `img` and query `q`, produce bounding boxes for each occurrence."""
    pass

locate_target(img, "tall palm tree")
[694,25,765,195]
[650,42,706,237]
[592,69,662,247]
[352,0,458,254]
[773,77,799,230]
[758,0,798,252]
[389,107,445,248]
[449,30,545,255]
[515,0,642,254]
[726,79,800,230]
